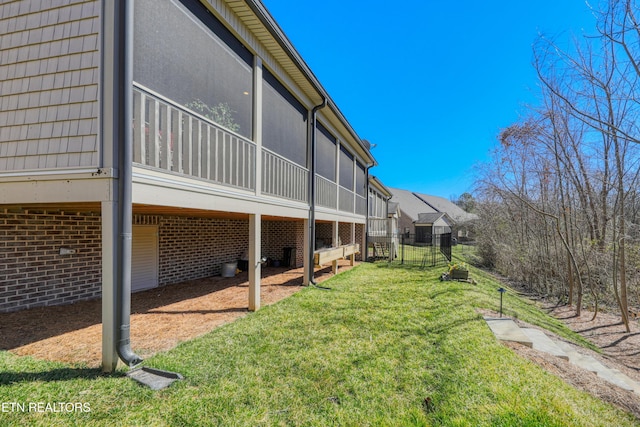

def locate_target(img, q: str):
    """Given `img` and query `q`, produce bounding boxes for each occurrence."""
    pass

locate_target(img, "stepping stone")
[595,366,636,392]
[554,340,582,363]
[607,369,640,393]
[521,328,569,360]
[555,341,637,392]
[484,317,533,348]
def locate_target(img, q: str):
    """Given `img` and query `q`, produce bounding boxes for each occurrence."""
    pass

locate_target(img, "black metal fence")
[366,232,452,267]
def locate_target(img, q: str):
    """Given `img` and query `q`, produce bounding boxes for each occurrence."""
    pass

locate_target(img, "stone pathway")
[484,317,640,394]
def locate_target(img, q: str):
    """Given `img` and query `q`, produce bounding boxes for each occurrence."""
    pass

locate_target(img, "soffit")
[225,1,321,105]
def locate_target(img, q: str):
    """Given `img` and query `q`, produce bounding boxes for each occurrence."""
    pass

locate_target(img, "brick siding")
[355,223,364,261]
[315,222,333,248]
[1,210,317,313]
[156,216,249,285]
[156,216,306,284]
[261,220,304,267]
[338,222,352,246]
[0,207,102,313]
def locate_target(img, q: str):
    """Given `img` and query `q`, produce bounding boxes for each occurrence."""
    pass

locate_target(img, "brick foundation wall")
[294,221,305,267]
[355,223,364,261]
[0,208,102,313]
[262,220,304,267]
[156,216,249,285]
[315,222,333,248]
[1,210,310,313]
[338,222,352,245]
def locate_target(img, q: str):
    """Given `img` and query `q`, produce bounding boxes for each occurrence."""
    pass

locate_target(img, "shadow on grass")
[0,367,117,385]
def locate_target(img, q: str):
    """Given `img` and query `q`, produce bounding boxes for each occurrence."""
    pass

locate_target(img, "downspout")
[308,97,327,285]
[365,165,371,262]
[116,0,142,367]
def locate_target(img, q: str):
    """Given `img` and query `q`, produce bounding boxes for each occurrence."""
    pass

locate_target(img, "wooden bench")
[314,243,360,274]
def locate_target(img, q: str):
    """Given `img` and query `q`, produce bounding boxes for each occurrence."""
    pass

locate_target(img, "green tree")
[186,99,240,133]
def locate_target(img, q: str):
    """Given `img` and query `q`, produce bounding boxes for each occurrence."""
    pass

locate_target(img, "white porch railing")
[368,218,388,236]
[132,84,369,215]
[133,84,256,191]
[338,186,354,213]
[355,194,366,215]
[261,148,308,203]
[316,175,337,209]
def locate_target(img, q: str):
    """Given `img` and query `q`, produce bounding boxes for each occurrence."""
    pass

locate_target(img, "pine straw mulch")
[0,261,356,368]
[483,301,640,420]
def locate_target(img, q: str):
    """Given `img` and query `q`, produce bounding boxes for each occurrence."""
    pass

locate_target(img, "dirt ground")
[0,261,355,367]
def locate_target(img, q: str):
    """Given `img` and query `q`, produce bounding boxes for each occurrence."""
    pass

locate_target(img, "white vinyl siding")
[0,0,100,172]
[131,226,159,292]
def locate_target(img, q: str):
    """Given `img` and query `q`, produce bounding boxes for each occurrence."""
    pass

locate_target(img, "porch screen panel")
[368,189,375,216]
[262,69,308,167]
[316,123,336,180]
[339,146,354,189]
[134,0,253,138]
[355,161,366,196]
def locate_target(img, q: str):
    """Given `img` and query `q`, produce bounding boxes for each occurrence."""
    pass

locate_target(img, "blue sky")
[260,0,598,199]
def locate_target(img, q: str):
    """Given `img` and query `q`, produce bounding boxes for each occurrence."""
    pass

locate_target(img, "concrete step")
[554,340,582,363]
[520,328,569,361]
[483,317,533,348]
[607,369,640,393]
[484,318,640,394]
[555,340,637,392]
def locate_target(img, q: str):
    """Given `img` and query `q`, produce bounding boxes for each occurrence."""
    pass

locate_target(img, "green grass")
[0,258,637,426]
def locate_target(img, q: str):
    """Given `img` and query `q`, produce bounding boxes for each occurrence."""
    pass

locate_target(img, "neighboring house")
[367,176,392,237]
[413,212,452,244]
[411,192,477,224]
[389,187,477,238]
[0,0,377,371]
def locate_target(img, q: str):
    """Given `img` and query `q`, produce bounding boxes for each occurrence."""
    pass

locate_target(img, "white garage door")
[131,225,159,292]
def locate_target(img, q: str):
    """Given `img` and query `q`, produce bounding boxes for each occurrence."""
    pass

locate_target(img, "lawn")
[0,253,637,426]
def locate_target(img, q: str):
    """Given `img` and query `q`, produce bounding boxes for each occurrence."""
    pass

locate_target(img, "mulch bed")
[0,261,356,367]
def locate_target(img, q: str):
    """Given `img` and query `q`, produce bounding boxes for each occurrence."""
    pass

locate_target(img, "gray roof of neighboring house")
[414,212,449,225]
[389,187,478,224]
[413,192,478,223]
[388,187,438,221]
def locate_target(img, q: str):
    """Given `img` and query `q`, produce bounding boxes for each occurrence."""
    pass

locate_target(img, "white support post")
[361,224,367,262]
[303,218,310,285]
[387,218,396,261]
[249,214,261,311]
[332,221,339,274]
[101,201,118,372]
[351,223,356,265]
